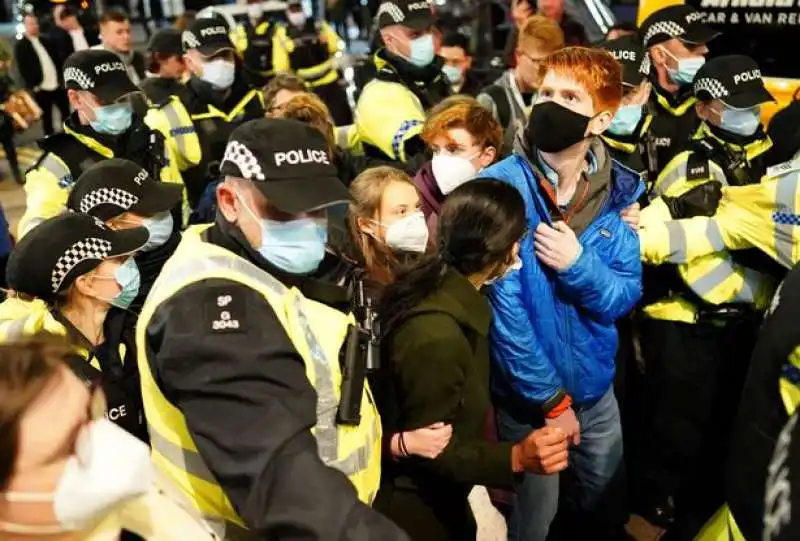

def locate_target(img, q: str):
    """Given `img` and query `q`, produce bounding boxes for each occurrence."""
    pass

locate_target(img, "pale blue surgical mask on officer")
[235,189,328,274]
[90,102,133,135]
[140,211,174,252]
[718,105,761,137]
[407,34,435,68]
[608,104,644,136]
[201,58,236,90]
[94,257,141,310]
[661,47,705,86]
[442,65,463,85]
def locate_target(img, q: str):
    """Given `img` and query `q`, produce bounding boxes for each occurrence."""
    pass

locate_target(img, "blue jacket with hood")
[480,137,644,408]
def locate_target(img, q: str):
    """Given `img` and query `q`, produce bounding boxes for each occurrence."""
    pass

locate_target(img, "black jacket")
[140,76,191,106]
[143,218,406,540]
[48,26,99,66]
[14,35,61,90]
[375,268,515,540]
[647,78,700,179]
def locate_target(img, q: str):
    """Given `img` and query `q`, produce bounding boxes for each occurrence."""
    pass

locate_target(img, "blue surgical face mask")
[608,104,644,136]
[93,257,141,310]
[662,48,705,86]
[90,102,133,135]
[408,34,435,68]
[236,190,328,274]
[718,106,761,137]
[442,65,463,85]
[140,211,174,252]
[201,58,236,90]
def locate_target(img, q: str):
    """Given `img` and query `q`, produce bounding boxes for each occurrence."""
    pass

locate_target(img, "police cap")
[376,0,434,31]
[182,17,234,56]
[599,34,648,87]
[148,28,183,56]
[63,49,141,105]
[66,159,183,221]
[7,213,148,301]
[640,5,720,48]
[693,55,774,109]
[220,118,350,214]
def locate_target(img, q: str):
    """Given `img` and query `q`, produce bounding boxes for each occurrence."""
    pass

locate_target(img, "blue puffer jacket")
[480,145,644,407]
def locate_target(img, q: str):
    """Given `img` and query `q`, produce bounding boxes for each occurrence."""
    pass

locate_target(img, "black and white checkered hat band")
[182,31,201,48]
[64,67,95,89]
[222,141,266,181]
[376,3,406,24]
[78,187,139,214]
[694,77,729,99]
[51,237,112,293]
[643,21,685,46]
[640,55,651,75]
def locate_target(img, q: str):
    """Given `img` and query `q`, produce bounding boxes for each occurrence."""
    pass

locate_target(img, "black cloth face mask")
[527,101,592,153]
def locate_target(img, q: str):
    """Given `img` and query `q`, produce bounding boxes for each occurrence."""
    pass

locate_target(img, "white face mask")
[485,255,523,286]
[287,11,307,27]
[0,419,152,535]
[200,58,236,90]
[372,211,429,253]
[431,152,480,195]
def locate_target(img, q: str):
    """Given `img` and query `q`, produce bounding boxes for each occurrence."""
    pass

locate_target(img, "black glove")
[663,181,723,219]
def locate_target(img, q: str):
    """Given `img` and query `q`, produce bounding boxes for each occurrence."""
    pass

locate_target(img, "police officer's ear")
[66,89,83,110]
[183,51,202,77]
[695,100,716,123]
[648,47,667,70]
[216,180,240,224]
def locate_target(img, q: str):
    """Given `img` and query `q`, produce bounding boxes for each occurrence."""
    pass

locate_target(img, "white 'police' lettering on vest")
[274,149,331,167]
[205,288,246,334]
[733,69,761,85]
[201,26,227,37]
[132,169,148,185]
[95,62,126,74]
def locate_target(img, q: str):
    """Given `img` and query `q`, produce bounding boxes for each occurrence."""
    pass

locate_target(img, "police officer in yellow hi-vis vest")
[354,0,449,167]
[632,55,781,537]
[0,213,150,442]
[146,18,267,221]
[135,118,409,541]
[238,2,280,88]
[19,49,183,238]
[273,0,352,126]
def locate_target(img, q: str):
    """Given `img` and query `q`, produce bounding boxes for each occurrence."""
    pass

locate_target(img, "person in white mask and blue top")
[599,34,653,182]
[640,5,719,181]
[66,158,184,317]
[0,212,150,442]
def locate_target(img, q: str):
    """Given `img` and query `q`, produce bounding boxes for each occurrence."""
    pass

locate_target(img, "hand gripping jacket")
[135,227,382,540]
[643,123,777,323]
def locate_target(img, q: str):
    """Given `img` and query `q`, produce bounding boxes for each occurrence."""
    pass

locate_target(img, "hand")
[620,202,641,231]
[402,422,453,459]
[512,426,569,474]
[545,406,580,445]
[512,0,533,28]
[663,181,722,219]
[534,222,582,271]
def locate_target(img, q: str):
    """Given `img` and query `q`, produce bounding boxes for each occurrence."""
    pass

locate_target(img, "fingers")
[533,427,568,446]
[540,449,569,469]
[552,220,570,233]
[535,223,559,238]
[572,429,581,446]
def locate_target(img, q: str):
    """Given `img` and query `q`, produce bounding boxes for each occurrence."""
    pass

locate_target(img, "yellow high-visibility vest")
[135,227,382,540]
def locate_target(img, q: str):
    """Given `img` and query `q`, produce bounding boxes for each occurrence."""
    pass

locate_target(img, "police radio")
[336,274,381,426]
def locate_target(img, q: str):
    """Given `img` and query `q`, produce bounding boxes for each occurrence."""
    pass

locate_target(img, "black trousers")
[0,113,21,183]
[312,79,353,126]
[35,88,70,136]
[633,315,760,538]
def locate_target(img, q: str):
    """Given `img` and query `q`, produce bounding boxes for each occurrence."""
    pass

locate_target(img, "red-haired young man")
[479,46,644,540]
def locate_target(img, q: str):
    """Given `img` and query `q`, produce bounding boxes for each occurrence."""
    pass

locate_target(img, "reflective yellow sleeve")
[18,165,68,239]
[320,22,342,55]
[355,81,424,162]
[639,215,728,266]
[231,25,248,54]
[144,101,201,171]
[640,197,672,229]
[272,27,292,73]
[781,346,800,416]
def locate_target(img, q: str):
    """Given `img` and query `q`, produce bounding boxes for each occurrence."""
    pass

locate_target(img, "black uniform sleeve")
[146,278,408,541]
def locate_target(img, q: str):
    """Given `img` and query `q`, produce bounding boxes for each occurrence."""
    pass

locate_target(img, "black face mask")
[527,101,592,153]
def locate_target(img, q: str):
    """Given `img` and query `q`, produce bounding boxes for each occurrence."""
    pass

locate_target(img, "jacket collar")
[63,112,132,158]
[650,75,697,116]
[409,267,491,337]
[693,122,773,161]
[600,114,653,154]
[375,48,445,86]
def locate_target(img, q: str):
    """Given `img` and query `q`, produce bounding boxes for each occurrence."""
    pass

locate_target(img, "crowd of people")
[0,1,798,541]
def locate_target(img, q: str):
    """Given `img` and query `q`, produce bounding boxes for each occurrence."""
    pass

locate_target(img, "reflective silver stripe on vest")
[147,250,372,488]
[690,256,761,304]
[666,221,687,262]
[655,163,684,197]
[775,172,799,269]
[335,125,352,150]
[0,315,30,340]
[38,154,73,188]
[162,101,194,160]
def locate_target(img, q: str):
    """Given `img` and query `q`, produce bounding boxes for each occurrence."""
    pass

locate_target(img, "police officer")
[634,55,779,538]
[640,5,719,180]
[354,0,449,166]
[238,3,280,88]
[147,18,267,220]
[273,0,351,126]
[66,158,183,315]
[135,118,408,541]
[19,49,182,238]
[1,212,150,441]
[600,34,652,179]
[141,28,190,105]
